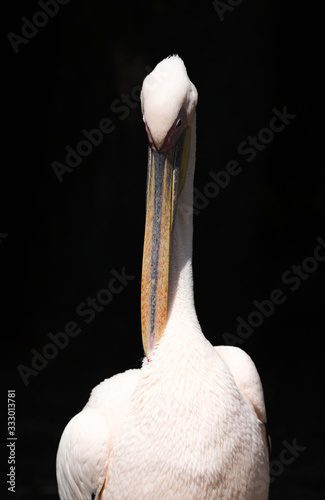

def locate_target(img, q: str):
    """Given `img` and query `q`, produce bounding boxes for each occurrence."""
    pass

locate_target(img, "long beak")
[141,127,191,358]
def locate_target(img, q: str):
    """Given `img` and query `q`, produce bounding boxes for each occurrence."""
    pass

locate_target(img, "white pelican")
[57,55,270,499]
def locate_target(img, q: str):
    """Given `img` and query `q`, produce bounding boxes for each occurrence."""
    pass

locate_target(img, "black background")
[2,0,324,498]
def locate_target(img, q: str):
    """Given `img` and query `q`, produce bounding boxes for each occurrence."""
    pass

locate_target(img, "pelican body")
[57,55,270,499]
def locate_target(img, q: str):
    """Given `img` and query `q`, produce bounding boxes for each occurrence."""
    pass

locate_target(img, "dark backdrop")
[2,0,324,498]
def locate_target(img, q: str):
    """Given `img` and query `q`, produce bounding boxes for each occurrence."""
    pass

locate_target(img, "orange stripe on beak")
[141,147,174,357]
[141,127,191,358]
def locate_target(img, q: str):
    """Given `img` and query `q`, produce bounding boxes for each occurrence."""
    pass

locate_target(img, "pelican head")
[140,55,198,358]
[141,55,198,151]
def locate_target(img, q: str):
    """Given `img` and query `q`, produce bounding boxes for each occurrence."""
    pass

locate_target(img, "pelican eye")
[176,119,182,128]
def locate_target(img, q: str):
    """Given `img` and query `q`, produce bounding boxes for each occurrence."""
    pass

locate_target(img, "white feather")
[56,55,269,500]
[56,369,140,499]
[214,345,267,424]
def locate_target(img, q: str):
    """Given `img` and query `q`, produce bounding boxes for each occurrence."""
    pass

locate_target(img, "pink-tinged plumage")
[57,55,269,499]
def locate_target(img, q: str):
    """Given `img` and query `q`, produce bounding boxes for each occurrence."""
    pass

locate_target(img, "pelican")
[57,55,270,499]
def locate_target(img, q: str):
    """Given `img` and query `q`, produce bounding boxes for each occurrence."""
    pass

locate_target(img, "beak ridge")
[141,127,191,358]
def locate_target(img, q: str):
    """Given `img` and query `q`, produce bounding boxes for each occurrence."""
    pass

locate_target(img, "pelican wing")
[56,368,140,500]
[56,408,109,499]
[214,345,267,424]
